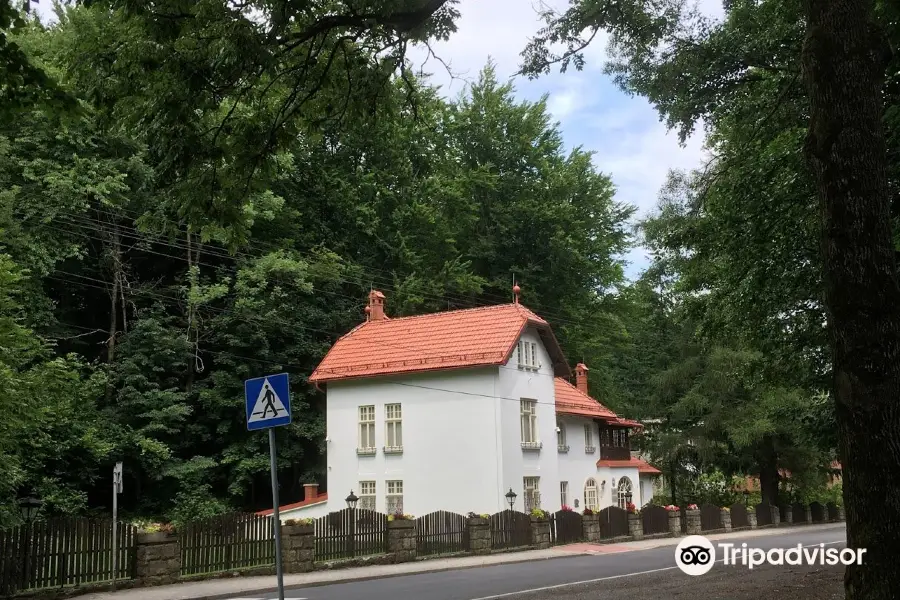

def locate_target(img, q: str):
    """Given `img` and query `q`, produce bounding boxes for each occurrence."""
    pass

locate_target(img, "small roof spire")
[513,283,521,304]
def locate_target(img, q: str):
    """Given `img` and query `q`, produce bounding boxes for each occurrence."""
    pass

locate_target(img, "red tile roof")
[310,301,570,382]
[596,458,662,474]
[554,378,618,420]
[257,493,327,516]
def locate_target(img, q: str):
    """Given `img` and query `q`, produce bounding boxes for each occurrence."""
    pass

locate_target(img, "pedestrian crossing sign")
[245,373,292,431]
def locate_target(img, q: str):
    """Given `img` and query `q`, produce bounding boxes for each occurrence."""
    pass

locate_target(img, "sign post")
[112,461,123,590]
[245,373,291,600]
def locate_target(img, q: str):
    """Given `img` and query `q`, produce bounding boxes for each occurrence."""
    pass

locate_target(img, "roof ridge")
[359,302,536,324]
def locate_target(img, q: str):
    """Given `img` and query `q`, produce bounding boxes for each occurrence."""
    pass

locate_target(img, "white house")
[260,289,661,521]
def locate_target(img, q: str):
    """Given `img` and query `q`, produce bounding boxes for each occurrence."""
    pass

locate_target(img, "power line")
[46,270,573,384]
[42,205,600,328]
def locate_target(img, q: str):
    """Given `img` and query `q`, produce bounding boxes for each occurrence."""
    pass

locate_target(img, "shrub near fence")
[827,503,840,521]
[314,509,388,561]
[180,512,274,576]
[415,511,468,556]
[0,518,136,597]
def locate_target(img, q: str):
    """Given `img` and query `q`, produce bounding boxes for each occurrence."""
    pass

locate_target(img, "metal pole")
[112,479,118,590]
[268,428,285,600]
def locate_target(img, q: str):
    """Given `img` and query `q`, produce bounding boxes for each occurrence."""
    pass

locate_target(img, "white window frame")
[584,478,599,511]
[524,477,541,511]
[384,403,402,453]
[617,477,634,509]
[584,423,595,453]
[386,480,404,514]
[359,481,376,511]
[520,399,541,449]
[557,420,568,452]
[560,481,569,508]
[517,340,539,370]
[358,405,376,455]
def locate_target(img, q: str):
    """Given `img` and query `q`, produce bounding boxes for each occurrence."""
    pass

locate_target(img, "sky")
[33,0,722,280]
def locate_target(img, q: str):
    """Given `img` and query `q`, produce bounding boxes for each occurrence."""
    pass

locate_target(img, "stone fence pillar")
[803,505,813,524]
[838,506,845,521]
[627,513,643,540]
[582,513,601,543]
[135,532,180,585]
[387,519,417,563]
[771,505,780,526]
[530,517,551,549]
[467,517,491,555]
[668,510,682,536]
[748,510,758,529]
[282,523,314,573]
[721,508,732,533]
[684,509,701,535]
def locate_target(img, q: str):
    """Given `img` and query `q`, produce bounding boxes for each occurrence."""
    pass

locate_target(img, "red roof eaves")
[596,458,662,474]
[256,493,328,516]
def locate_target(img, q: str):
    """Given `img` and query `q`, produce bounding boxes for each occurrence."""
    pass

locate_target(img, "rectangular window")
[359,481,376,511]
[557,420,568,452]
[584,423,595,453]
[385,403,402,451]
[358,405,375,454]
[520,399,539,447]
[386,480,403,514]
[560,481,569,508]
[517,340,539,369]
[524,477,541,511]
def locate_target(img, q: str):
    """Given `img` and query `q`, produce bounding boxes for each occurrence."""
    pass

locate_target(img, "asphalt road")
[240,525,846,600]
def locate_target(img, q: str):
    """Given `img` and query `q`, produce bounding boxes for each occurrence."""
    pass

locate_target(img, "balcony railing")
[599,445,631,461]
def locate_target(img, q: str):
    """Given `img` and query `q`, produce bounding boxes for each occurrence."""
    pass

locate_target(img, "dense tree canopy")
[0,0,850,553]
[522,0,899,596]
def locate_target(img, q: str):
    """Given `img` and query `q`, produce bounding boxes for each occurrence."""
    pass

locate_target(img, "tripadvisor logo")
[675,536,716,576]
[675,535,866,576]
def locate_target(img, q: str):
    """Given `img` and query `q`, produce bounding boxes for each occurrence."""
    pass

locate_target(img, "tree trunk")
[801,0,900,597]
[757,437,780,507]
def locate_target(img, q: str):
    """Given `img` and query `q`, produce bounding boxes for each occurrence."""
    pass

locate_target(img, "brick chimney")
[575,363,589,395]
[303,482,319,501]
[367,290,386,321]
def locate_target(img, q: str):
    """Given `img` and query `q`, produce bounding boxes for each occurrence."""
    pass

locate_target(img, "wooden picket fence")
[314,509,389,561]
[179,512,275,576]
[0,518,136,596]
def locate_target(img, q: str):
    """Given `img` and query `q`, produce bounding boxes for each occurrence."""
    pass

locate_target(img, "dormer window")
[517,340,539,370]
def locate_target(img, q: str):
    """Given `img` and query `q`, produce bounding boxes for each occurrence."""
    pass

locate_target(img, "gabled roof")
[256,492,327,516]
[554,377,618,420]
[310,302,571,383]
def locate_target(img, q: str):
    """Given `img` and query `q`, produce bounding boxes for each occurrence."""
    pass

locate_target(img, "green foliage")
[0,4,641,521]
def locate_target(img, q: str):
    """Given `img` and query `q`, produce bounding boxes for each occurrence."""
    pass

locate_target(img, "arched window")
[584,478,599,511]
[617,476,633,509]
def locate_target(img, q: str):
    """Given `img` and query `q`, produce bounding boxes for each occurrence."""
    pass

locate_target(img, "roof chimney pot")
[575,362,589,395]
[368,290,386,321]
